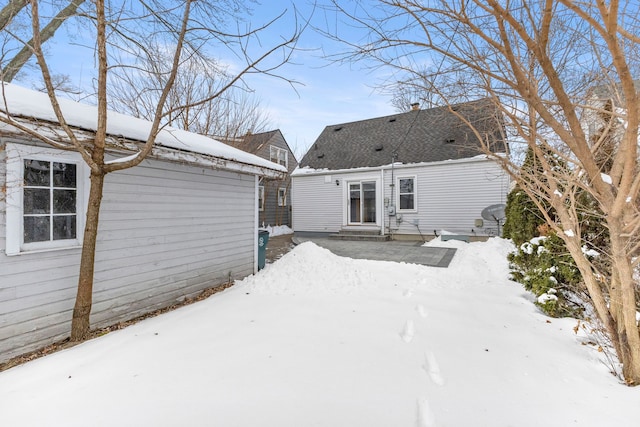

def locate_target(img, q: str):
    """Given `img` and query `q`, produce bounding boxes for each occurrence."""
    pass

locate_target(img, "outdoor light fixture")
[336,180,340,186]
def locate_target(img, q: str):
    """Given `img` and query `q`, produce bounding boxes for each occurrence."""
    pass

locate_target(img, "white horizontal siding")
[384,159,509,236]
[0,145,6,252]
[0,145,257,362]
[292,174,343,232]
[293,160,508,236]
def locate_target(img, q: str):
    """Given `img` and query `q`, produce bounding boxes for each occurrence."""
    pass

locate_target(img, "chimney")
[410,102,420,111]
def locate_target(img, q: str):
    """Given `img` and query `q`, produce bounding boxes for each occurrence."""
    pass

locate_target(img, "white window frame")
[277,187,287,207]
[396,175,417,213]
[5,143,89,255]
[269,145,288,169]
[258,185,265,211]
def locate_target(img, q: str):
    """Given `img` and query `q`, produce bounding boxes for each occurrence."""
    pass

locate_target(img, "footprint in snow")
[422,351,445,386]
[416,304,428,318]
[400,320,415,343]
[416,397,437,427]
[403,289,414,298]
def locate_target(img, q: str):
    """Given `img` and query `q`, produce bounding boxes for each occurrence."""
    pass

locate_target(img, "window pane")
[53,163,76,188]
[363,182,376,192]
[400,194,414,210]
[349,184,361,223]
[24,160,50,186]
[53,189,76,213]
[53,215,76,240]
[24,216,50,243]
[399,178,413,194]
[363,182,376,222]
[24,188,50,214]
[258,186,264,211]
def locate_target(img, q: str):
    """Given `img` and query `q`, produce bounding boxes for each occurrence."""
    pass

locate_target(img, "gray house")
[292,99,510,239]
[0,84,285,362]
[222,130,297,228]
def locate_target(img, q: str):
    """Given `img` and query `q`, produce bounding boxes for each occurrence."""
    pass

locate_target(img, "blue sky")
[9,0,400,161]
[237,1,398,158]
[214,0,407,159]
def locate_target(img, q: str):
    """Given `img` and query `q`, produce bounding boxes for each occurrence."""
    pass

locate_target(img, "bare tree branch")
[327,0,640,384]
[2,0,85,82]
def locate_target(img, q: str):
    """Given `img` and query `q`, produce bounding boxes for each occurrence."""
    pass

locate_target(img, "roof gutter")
[0,120,286,179]
[292,154,502,177]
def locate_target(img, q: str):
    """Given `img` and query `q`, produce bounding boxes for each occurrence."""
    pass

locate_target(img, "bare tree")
[0,0,302,341]
[108,45,272,139]
[326,0,640,384]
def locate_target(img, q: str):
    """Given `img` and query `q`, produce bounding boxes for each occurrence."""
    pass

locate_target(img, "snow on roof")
[0,83,286,173]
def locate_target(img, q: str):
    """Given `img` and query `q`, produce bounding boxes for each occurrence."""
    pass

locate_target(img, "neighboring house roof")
[298,98,506,171]
[222,130,281,155]
[219,129,298,166]
[0,83,286,175]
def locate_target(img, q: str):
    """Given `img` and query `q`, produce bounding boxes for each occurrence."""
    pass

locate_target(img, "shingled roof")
[298,98,506,170]
[221,130,281,154]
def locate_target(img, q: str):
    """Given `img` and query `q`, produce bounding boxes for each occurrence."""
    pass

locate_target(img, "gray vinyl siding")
[255,132,297,227]
[384,159,509,237]
[0,145,5,252]
[0,143,257,362]
[260,179,291,228]
[291,173,343,233]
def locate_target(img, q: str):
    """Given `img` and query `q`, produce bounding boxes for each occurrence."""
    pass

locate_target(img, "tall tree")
[327,0,640,384]
[0,0,302,341]
[107,45,272,139]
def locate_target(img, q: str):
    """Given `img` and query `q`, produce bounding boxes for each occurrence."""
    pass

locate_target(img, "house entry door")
[348,181,376,224]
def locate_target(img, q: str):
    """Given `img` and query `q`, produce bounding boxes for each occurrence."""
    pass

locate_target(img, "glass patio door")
[348,181,376,224]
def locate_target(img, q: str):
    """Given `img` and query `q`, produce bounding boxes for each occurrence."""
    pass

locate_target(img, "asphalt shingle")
[299,98,506,170]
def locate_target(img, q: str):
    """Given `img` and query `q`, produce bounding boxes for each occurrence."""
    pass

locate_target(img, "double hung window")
[5,144,86,255]
[269,146,288,168]
[277,188,287,207]
[397,176,417,212]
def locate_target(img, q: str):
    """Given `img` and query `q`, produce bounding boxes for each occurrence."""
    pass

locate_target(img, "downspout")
[254,175,259,273]
[390,152,397,239]
[380,167,385,236]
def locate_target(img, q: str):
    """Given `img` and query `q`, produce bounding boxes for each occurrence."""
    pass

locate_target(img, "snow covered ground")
[1,238,639,426]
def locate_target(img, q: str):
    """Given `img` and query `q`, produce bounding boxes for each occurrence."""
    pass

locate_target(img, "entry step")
[329,229,390,241]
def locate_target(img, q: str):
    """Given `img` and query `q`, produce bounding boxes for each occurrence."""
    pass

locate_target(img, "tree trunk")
[70,170,105,341]
[0,0,28,31]
[609,224,640,385]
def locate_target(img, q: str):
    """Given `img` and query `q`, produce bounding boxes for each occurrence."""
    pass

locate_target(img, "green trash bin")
[258,229,270,270]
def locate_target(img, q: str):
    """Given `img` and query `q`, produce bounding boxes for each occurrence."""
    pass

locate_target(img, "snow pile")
[261,224,293,237]
[423,236,514,280]
[1,238,639,426]
[241,242,383,295]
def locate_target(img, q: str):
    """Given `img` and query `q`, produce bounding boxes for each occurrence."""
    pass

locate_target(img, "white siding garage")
[0,84,285,363]
[0,144,264,362]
